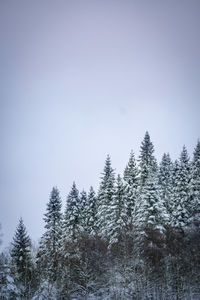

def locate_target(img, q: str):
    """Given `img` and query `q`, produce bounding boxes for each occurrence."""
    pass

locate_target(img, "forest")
[0,132,200,299]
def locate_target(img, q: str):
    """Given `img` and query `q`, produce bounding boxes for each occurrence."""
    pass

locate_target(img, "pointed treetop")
[193,139,200,164]
[11,217,31,250]
[139,132,157,186]
[66,182,80,208]
[44,186,62,229]
[100,154,115,184]
[102,154,113,174]
[14,217,28,237]
[180,145,190,164]
[88,186,95,196]
[140,131,154,155]
[124,150,138,185]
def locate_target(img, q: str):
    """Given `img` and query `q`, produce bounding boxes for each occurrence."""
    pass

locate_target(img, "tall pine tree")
[106,175,127,247]
[96,155,115,239]
[138,131,157,187]
[158,153,173,220]
[10,218,32,298]
[84,186,97,235]
[190,140,200,215]
[172,146,191,228]
[123,150,139,226]
[37,187,62,284]
[63,182,82,243]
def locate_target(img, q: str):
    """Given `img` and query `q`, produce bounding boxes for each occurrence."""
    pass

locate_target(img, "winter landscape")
[1,132,200,299]
[1,1,200,299]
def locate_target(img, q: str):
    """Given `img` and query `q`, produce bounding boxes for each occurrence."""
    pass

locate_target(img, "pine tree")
[138,131,157,187]
[172,146,192,228]
[158,153,173,219]
[37,187,62,284]
[106,175,127,246]
[96,155,115,239]
[63,182,82,243]
[0,252,18,299]
[79,190,88,231]
[0,223,2,246]
[123,150,139,226]
[61,183,84,296]
[190,140,200,215]
[85,186,97,235]
[10,218,32,298]
[136,172,168,233]
[135,172,168,260]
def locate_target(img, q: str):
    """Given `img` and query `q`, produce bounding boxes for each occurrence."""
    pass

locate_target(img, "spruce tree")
[37,187,62,284]
[10,218,32,298]
[135,172,168,260]
[158,153,173,219]
[79,190,88,231]
[138,131,157,187]
[61,183,84,296]
[85,186,97,235]
[96,155,115,239]
[0,252,18,299]
[172,146,191,228]
[136,172,168,233]
[106,174,127,246]
[123,150,139,226]
[63,182,82,243]
[190,140,200,215]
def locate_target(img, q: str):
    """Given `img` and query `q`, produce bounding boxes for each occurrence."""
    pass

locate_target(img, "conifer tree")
[85,186,97,235]
[10,218,32,298]
[61,183,84,296]
[63,182,82,242]
[158,153,173,218]
[96,155,115,239]
[37,187,62,283]
[106,175,127,246]
[138,131,157,187]
[123,150,139,225]
[172,146,191,228]
[190,140,200,215]
[136,172,168,233]
[0,252,18,299]
[135,172,168,261]
[79,190,88,231]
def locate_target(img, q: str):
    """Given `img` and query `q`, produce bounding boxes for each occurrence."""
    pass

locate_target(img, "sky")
[0,0,200,249]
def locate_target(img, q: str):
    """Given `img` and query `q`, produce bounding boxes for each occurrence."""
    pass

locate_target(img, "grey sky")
[0,0,200,249]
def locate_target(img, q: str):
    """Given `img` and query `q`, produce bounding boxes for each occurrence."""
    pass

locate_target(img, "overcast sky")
[0,0,200,249]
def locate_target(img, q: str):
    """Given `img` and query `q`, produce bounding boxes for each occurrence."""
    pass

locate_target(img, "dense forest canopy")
[0,132,200,299]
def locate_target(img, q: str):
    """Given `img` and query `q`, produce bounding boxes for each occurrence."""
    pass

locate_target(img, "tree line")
[0,132,200,299]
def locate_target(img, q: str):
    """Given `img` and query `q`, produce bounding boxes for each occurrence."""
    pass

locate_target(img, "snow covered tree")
[135,172,168,262]
[106,175,127,247]
[80,190,87,209]
[138,131,157,187]
[10,218,32,298]
[63,182,82,243]
[190,140,200,215]
[37,187,62,284]
[172,146,192,228]
[136,172,168,233]
[0,223,2,246]
[79,190,88,231]
[84,186,97,235]
[158,153,173,219]
[96,155,115,239]
[61,183,86,297]
[124,150,139,186]
[123,150,139,226]
[0,252,18,299]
